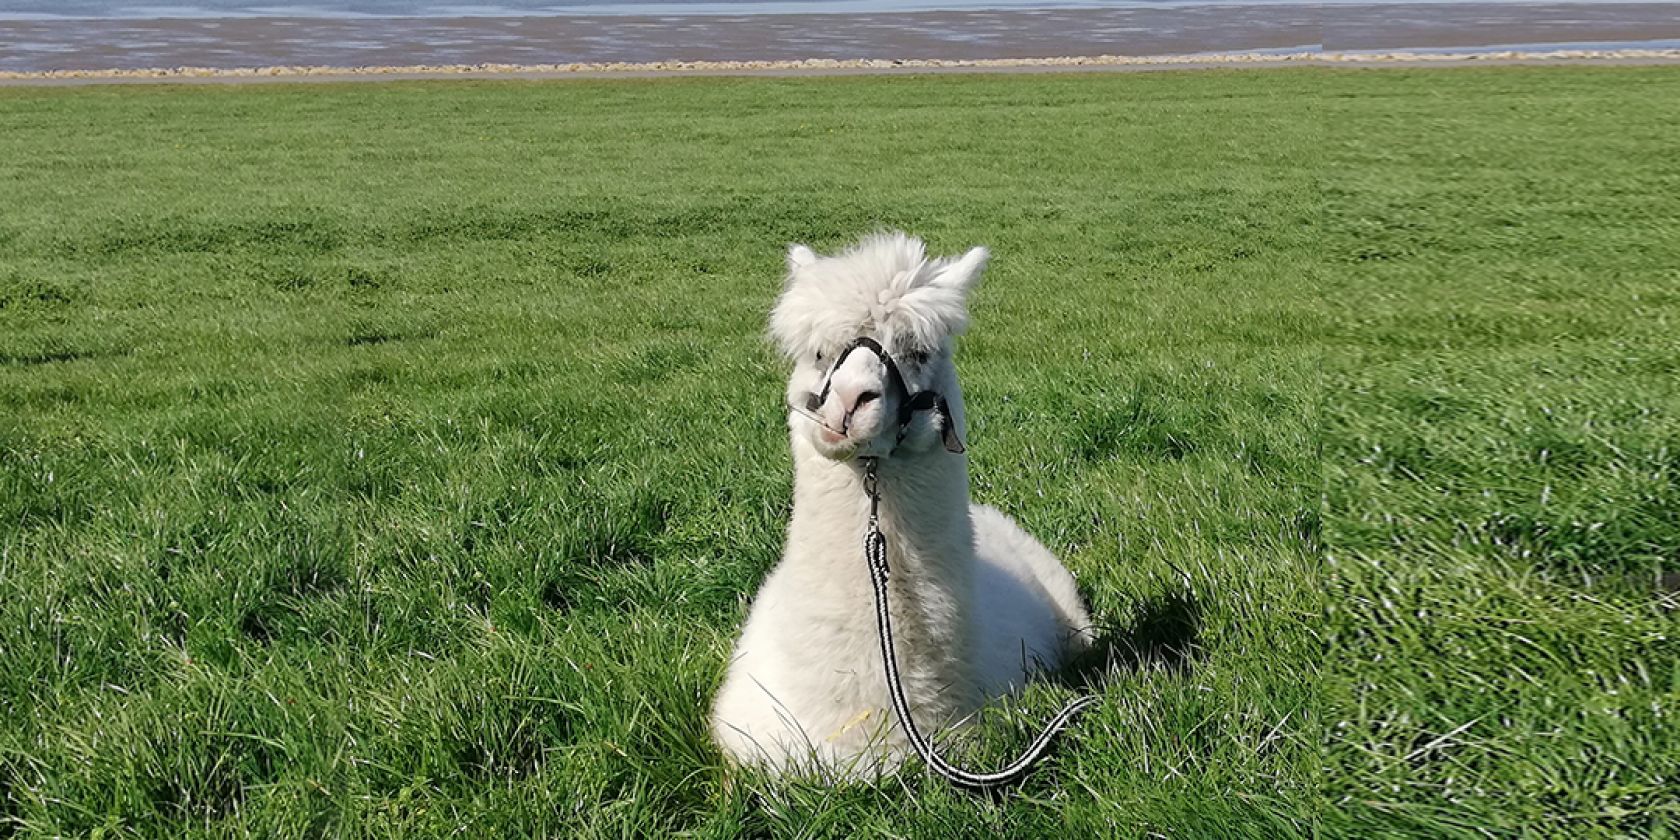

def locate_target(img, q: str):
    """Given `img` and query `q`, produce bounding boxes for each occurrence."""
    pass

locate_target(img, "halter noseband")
[799,336,964,454]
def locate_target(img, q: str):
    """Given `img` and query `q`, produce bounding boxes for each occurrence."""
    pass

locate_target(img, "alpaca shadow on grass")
[1059,589,1205,690]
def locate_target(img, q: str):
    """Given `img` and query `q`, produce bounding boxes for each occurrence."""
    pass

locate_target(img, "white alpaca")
[710,231,1094,778]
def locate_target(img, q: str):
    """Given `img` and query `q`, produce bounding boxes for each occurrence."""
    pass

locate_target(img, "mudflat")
[3,3,1678,76]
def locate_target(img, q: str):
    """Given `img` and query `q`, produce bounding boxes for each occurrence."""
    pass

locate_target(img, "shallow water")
[1,0,1590,21]
[2,1,1678,73]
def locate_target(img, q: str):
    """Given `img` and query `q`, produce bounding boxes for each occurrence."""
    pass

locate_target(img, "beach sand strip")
[5,49,1680,86]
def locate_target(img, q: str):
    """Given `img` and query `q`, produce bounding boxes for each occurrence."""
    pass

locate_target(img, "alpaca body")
[710,232,1093,777]
[968,503,1093,696]
[709,441,1091,775]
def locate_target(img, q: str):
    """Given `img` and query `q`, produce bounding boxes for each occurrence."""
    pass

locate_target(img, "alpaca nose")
[822,349,888,433]
[835,385,882,420]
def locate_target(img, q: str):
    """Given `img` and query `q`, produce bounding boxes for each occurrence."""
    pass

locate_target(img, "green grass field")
[2,66,1677,837]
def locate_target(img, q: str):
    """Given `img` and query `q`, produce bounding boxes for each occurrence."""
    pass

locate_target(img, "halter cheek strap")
[905,390,965,455]
[801,336,965,455]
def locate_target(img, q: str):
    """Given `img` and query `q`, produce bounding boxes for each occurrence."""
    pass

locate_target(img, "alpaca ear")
[786,244,818,272]
[933,246,989,294]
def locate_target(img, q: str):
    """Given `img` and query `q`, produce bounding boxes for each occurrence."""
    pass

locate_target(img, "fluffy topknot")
[769,231,989,360]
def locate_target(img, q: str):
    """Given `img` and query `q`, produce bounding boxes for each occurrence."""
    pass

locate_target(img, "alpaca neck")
[782,433,983,721]
[788,442,974,582]
[872,451,974,574]
[786,439,977,686]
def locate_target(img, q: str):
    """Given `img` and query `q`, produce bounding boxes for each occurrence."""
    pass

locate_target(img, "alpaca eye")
[814,351,825,364]
[912,350,931,365]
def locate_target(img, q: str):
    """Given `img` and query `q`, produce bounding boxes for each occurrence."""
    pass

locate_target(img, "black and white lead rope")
[795,335,1097,788]
[860,456,1098,790]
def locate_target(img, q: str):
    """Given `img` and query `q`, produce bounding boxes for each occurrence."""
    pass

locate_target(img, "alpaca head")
[769,231,988,461]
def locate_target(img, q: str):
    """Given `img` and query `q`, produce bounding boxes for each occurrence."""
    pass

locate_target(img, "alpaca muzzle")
[797,336,964,455]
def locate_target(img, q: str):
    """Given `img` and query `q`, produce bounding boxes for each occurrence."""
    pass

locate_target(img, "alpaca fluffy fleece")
[709,232,1093,779]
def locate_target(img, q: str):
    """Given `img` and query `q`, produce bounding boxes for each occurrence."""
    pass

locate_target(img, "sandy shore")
[4,49,1680,86]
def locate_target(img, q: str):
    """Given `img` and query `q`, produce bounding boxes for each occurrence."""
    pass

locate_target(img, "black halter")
[800,336,965,455]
